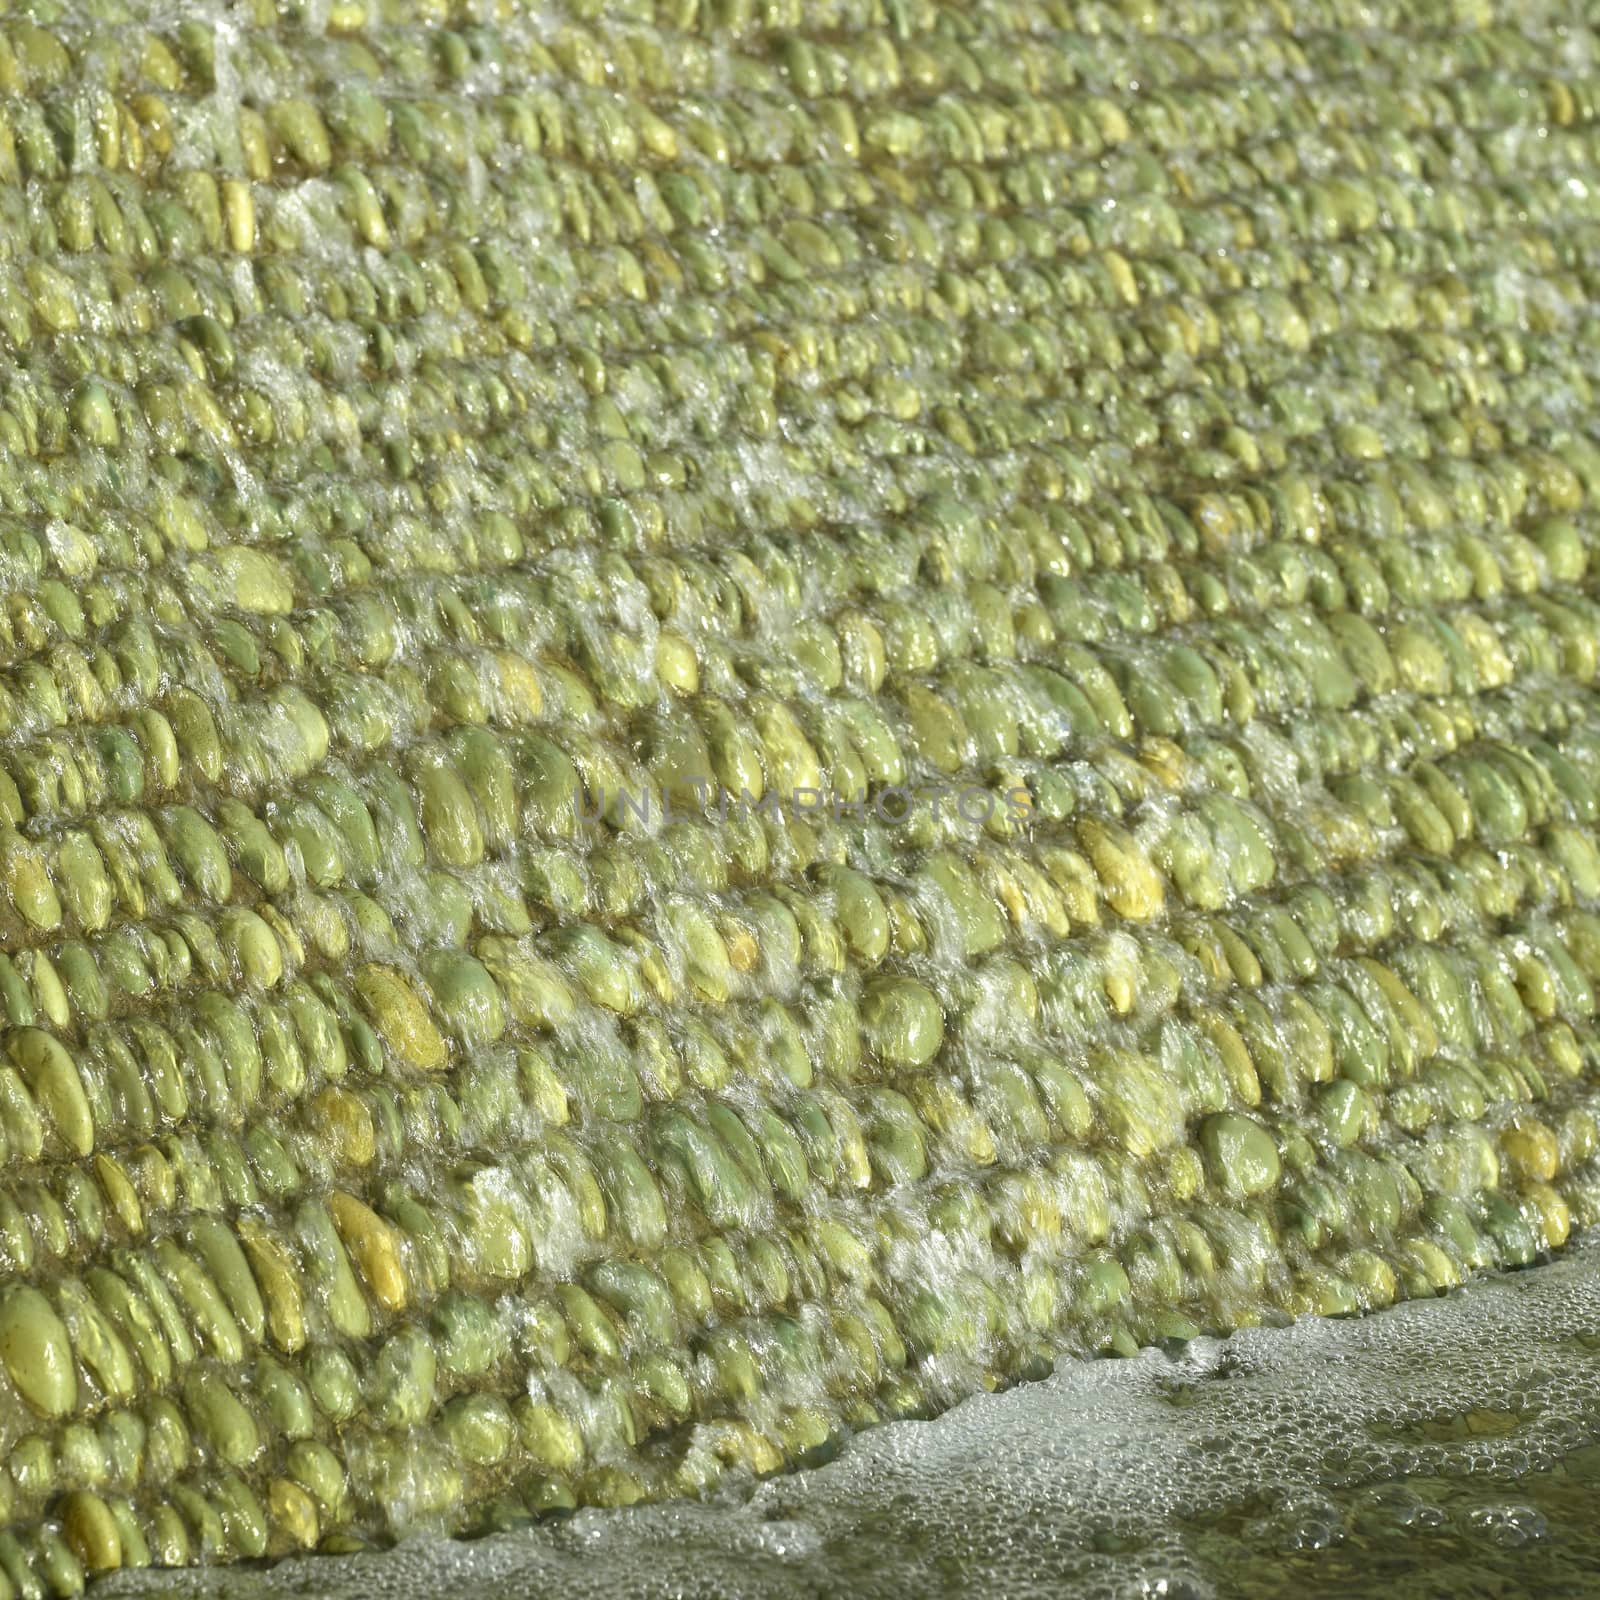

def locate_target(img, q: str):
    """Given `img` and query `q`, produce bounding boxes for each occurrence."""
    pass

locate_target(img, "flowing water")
[98,1236,1600,1599]
[3,1,1600,1595]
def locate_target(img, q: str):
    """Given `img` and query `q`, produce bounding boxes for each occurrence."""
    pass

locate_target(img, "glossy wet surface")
[7,0,1600,1589]
[103,1236,1600,1599]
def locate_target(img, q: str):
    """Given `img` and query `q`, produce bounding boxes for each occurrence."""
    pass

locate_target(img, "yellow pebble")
[328,1191,409,1313]
[1076,819,1165,922]
[355,965,449,1072]
[1499,1116,1559,1184]
[269,1477,320,1549]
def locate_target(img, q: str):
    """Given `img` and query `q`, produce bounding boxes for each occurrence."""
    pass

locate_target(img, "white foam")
[97,1236,1600,1599]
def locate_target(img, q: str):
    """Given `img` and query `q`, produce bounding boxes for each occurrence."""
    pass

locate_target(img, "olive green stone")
[0,1286,77,1417]
[860,978,945,1068]
[6,1029,93,1157]
[0,3,1592,1583]
[60,1490,121,1574]
[1199,1114,1282,1198]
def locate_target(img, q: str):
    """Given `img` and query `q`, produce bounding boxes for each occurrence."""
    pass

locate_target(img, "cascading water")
[0,0,1596,1595]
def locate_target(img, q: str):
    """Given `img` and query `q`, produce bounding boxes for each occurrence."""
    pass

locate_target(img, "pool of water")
[101,1236,1600,1599]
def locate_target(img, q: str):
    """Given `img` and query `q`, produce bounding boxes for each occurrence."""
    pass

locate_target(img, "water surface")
[104,1237,1600,1599]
